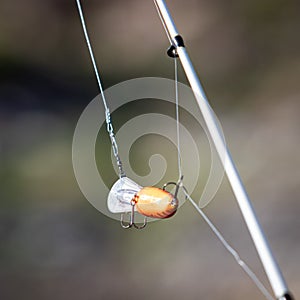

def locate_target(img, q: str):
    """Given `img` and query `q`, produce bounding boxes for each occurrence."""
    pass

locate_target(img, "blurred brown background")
[0,0,299,299]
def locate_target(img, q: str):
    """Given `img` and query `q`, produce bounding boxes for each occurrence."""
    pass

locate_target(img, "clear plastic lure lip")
[107,177,142,214]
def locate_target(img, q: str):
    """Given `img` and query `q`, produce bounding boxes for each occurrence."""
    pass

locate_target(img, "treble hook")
[120,199,147,229]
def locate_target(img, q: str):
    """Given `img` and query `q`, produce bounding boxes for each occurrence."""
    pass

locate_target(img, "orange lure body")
[133,187,179,219]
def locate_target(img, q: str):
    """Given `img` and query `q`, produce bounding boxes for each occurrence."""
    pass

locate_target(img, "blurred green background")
[1,0,299,299]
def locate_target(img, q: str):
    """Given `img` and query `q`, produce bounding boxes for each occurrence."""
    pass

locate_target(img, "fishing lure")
[75,0,182,229]
[107,177,181,229]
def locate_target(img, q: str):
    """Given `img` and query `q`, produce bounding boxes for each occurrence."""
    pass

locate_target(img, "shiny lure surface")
[107,177,179,219]
[133,186,178,218]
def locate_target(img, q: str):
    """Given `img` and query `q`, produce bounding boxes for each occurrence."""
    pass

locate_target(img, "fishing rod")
[153,1,293,299]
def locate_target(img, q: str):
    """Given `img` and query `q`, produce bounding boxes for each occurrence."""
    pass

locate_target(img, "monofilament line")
[183,191,275,300]
[173,84,274,300]
[174,57,182,180]
[75,0,108,111]
[75,0,125,178]
[172,50,273,300]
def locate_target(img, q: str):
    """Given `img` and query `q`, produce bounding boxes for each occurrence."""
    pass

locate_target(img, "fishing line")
[184,191,275,300]
[174,57,182,181]
[172,52,274,300]
[174,102,274,300]
[75,0,125,178]
[175,122,274,300]
[154,0,173,45]
[76,0,107,110]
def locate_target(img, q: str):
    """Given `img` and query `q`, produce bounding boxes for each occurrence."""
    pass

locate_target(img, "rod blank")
[154,0,291,299]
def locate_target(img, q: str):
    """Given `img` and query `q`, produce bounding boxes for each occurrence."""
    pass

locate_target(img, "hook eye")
[163,181,177,191]
[163,176,184,198]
